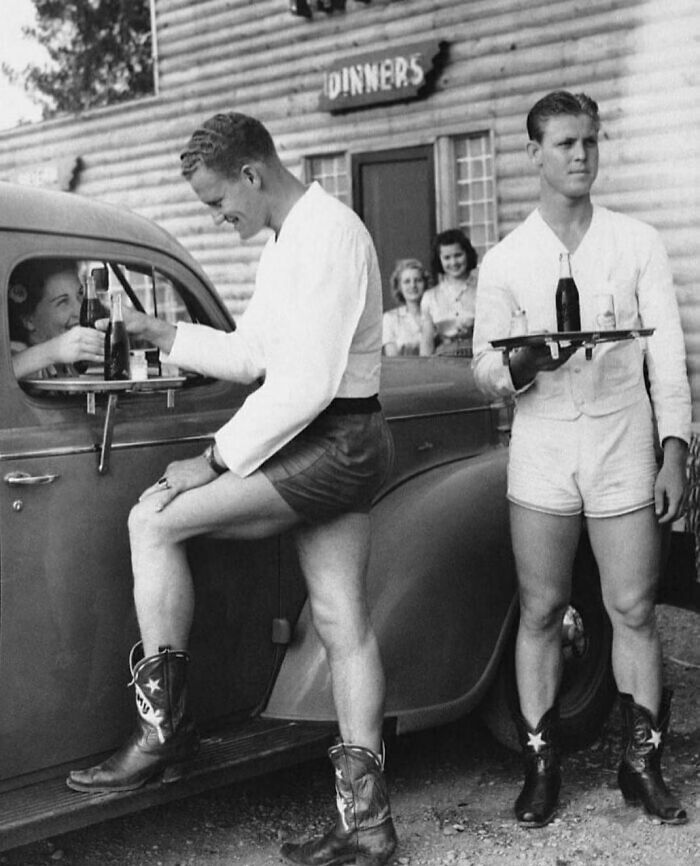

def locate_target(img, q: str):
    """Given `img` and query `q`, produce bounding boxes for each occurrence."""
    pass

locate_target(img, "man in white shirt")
[472,91,690,828]
[67,112,397,866]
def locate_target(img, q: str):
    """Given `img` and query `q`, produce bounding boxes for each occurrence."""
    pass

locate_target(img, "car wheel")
[478,536,616,752]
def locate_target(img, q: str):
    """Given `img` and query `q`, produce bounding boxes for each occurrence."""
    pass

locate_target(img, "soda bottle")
[74,275,108,373]
[555,252,581,332]
[103,290,131,380]
[80,274,109,328]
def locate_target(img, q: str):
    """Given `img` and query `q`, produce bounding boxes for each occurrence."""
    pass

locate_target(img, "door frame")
[351,144,436,229]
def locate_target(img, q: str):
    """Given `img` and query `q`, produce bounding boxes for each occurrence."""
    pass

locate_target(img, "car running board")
[0,718,336,853]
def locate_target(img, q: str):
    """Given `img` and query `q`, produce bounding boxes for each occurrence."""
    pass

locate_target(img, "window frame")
[435,129,499,260]
[303,151,352,206]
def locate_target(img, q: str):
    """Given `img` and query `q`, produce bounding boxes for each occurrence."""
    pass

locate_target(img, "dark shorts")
[260,396,395,523]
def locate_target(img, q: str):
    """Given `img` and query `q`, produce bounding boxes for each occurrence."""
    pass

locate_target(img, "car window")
[96,261,192,326]
[7,255,206,393]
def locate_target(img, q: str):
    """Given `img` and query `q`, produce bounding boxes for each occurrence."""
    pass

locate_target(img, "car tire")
[478,535,616,752]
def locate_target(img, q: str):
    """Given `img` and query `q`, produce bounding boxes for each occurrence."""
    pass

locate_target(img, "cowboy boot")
[66,642,199,793]
[280,741,398,866]
[513,704,561,828]
[617,689,687,824]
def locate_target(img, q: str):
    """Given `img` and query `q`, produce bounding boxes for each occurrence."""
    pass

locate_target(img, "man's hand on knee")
[139,455,220,511]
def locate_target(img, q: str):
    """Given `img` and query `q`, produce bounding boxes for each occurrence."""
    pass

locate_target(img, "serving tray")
[490,328,654,352]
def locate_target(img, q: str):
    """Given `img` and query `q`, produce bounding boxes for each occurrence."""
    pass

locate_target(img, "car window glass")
[8,256,204,393]
[97,262,192,326]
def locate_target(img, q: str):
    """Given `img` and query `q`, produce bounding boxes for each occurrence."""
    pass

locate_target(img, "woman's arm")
[12,327,104,380]
[419,314,435,356]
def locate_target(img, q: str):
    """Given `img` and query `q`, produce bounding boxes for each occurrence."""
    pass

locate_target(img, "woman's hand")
[52,326,105,365]
[139,455,219,511]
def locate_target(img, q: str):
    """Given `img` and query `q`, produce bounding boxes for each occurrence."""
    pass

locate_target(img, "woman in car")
[421,228,479,356]
[8,258,104,380]
[382,258,433,356]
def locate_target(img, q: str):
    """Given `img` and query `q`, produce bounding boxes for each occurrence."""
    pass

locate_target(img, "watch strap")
[203,442,227,475]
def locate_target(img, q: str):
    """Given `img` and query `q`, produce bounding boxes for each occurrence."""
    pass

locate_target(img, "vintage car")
[0,182,695,852]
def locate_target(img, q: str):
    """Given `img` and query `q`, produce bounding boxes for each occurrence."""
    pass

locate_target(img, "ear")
[526,140,542,167]
[20,313,36,333]
[240,163,262,189]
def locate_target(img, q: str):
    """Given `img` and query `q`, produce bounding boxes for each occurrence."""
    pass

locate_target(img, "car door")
[0,234,306,781]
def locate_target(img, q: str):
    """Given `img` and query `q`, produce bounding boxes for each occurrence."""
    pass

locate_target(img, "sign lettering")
[320,40,442,112]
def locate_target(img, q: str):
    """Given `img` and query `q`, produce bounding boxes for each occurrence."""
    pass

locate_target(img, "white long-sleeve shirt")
[472,206,691,445]
[167,182,383,477]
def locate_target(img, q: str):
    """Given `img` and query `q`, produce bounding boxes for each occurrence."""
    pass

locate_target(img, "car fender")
[263,448,518,733]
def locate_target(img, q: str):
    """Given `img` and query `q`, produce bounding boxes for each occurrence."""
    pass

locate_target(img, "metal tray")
[490,328,654,351]
[25,375,186,393]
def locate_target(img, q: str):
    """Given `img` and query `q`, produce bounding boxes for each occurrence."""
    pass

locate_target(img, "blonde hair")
[389,258,430,304]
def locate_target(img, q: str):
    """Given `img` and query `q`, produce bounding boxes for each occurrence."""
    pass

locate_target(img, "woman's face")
[399,267,426,303]
[439,243,468,279]
[25,270,83,344]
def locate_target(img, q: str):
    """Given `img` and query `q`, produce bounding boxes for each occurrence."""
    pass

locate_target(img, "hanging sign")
[319,40,442,113]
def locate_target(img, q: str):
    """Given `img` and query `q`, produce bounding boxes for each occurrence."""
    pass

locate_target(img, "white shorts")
[507,399,658,519]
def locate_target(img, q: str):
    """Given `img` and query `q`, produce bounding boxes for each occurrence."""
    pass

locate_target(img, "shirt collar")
[531,205,600,257]
[275,182,325,243]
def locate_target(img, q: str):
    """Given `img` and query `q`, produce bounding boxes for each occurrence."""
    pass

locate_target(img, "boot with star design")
[66,642,199,792]
[617,689,687,824]
[513,704,561,828]
[280,741,397,866]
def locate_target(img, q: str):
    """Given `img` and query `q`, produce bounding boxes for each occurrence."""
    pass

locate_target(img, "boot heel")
[161,732,200,784]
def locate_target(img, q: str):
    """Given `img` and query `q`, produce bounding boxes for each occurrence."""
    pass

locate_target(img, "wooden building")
[1,0,699,406]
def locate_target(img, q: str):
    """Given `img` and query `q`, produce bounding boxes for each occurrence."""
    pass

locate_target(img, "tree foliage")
[6,0,153,119]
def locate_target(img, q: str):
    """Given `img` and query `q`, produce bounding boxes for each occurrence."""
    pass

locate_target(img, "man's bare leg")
[66,471,300,793]
[281,512,397,865]
[588,505,685,823]
[294,512,383,752]
[508,503,580,827]
[587,506,662,712]
[509,503,581,726]
[128,470,301,656]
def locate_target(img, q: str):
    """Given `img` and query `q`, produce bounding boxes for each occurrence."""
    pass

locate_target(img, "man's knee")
[519,596,569,635]
[606,590,656,632]
[128,499,171,546]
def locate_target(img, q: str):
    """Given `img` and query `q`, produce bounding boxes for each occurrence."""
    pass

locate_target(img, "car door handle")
[4,470,60,486]
[416,441,435,452]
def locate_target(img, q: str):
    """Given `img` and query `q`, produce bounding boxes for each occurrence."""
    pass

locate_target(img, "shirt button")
[573,367,582,374]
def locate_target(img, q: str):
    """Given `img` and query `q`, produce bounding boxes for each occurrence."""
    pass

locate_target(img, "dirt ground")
[3,604,700,866]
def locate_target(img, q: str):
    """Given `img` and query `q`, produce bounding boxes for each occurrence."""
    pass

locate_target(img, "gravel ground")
[3,604,699,866]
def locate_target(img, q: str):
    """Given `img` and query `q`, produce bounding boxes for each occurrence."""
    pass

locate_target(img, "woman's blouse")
[420,271,478,342]
[382,306,423,355]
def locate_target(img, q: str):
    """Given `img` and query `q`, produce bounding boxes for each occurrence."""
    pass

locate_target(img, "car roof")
[0,181,198,267]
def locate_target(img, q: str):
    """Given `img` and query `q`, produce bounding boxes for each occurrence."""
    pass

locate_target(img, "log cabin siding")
[0,0,699,406]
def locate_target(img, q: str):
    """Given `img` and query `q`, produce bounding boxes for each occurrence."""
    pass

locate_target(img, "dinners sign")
[319,40,441,112]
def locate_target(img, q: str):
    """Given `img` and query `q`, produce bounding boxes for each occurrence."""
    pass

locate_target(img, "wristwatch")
[202,442,227,475]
